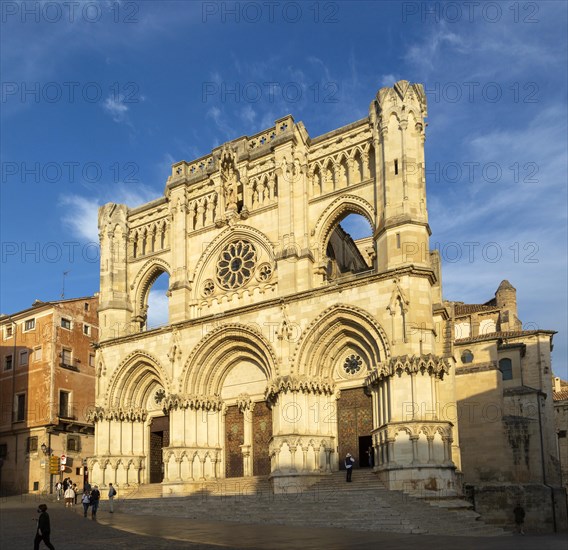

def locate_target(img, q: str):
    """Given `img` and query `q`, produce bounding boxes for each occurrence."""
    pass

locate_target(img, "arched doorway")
[221,360,271,478]
[337,388,373,469]
[149,415,169,483]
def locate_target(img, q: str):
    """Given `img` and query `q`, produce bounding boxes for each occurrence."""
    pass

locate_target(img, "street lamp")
[41,443,50,455]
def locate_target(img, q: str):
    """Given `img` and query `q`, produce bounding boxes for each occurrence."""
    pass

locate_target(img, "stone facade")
[0,296,99,495]
[553,377,568,490]
[452,283,566,531]
[89,81,565,529]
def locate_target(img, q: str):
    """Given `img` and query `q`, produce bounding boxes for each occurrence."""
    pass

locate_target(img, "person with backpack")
[34,504,55,550]
[108,483,117,513]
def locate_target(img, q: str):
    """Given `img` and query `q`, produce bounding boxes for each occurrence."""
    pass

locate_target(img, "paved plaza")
[1,495,566,549]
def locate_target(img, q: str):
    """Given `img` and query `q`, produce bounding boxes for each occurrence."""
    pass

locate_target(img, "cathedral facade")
[89,81,564,527]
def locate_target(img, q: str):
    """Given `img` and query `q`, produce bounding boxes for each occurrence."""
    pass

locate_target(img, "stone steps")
[116,470,509,537]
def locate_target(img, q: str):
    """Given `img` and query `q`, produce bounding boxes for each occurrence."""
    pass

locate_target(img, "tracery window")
[216,240,257,289]
[344,354,362,375]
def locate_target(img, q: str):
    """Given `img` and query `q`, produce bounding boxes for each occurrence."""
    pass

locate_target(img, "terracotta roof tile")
[553,389,568,401]
[455,304,499,316]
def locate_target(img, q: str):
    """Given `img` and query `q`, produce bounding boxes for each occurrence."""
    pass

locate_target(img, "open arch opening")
[324,213,374,281]
[145,271,170,329]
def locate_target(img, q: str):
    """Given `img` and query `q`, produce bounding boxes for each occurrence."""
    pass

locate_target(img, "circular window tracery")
[257,263,273,282]
[154,388,166,405]
[216,240,257,289]
[343,354,363,375]
[202,279,215,297]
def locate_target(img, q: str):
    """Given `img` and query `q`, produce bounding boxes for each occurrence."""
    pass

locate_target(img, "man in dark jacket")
[34,504,55,550]
[345,453,355,482]
[90,485,101,519]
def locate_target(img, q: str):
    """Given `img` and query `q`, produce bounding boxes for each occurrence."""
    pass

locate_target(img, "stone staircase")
[116,469,510,536]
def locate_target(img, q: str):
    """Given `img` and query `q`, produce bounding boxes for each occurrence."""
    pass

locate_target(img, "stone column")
[427,436,435,464]
[410,435,419,465]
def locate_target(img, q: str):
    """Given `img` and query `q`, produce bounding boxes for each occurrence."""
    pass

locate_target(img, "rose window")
[216,240,257,289]
[343,354,362,375]
[154,388,166,405]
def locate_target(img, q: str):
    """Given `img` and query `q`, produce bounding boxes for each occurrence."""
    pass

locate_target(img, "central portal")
[253,402,272,475]
[225,405,244,478]
[149,415,169,483]
[337,387,372,469]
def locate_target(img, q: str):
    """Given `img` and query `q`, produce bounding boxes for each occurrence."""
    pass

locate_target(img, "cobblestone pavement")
[1,495,566,549]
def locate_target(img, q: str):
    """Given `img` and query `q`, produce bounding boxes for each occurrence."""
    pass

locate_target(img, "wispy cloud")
[59,184,160,242]
[102,94,130,123]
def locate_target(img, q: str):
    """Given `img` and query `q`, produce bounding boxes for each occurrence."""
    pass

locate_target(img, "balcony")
[59,362,79,372]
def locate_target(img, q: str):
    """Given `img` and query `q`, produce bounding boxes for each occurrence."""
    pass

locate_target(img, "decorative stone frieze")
[366,354,451,385]
[265,375,335,401]
[161,394,223,412]
[87,406,147,423]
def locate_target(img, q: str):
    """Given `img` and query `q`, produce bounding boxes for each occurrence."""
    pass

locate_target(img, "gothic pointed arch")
[105,350,171,410]
[130,257,172,314]
[292,304,390,379]
[179,323,278,396]
[312,194,376,261]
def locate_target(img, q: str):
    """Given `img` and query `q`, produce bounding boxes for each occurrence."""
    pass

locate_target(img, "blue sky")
[1,1,567,378]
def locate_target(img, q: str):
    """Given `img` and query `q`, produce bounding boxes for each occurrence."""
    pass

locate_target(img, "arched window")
[325,213,374,281]
[499,358,513,381]
[461,349,474,364]
[144,271,170,330]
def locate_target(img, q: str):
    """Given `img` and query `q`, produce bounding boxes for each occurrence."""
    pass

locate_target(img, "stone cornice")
[99,265,437,348]
[455,362,497,375]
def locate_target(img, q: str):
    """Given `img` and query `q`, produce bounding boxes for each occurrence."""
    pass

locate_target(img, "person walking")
[54,481,62,501]
[345,453,355,482]
[513,503,526,535]
[81,491,91,518]
[90,485,100,519]
[34,504,55,550]
[72,483,78,505]
[64,484,75,508]
[108,483,117,513]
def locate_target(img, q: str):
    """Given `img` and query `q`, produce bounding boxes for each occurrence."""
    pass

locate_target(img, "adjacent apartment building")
[0,296,98,495]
